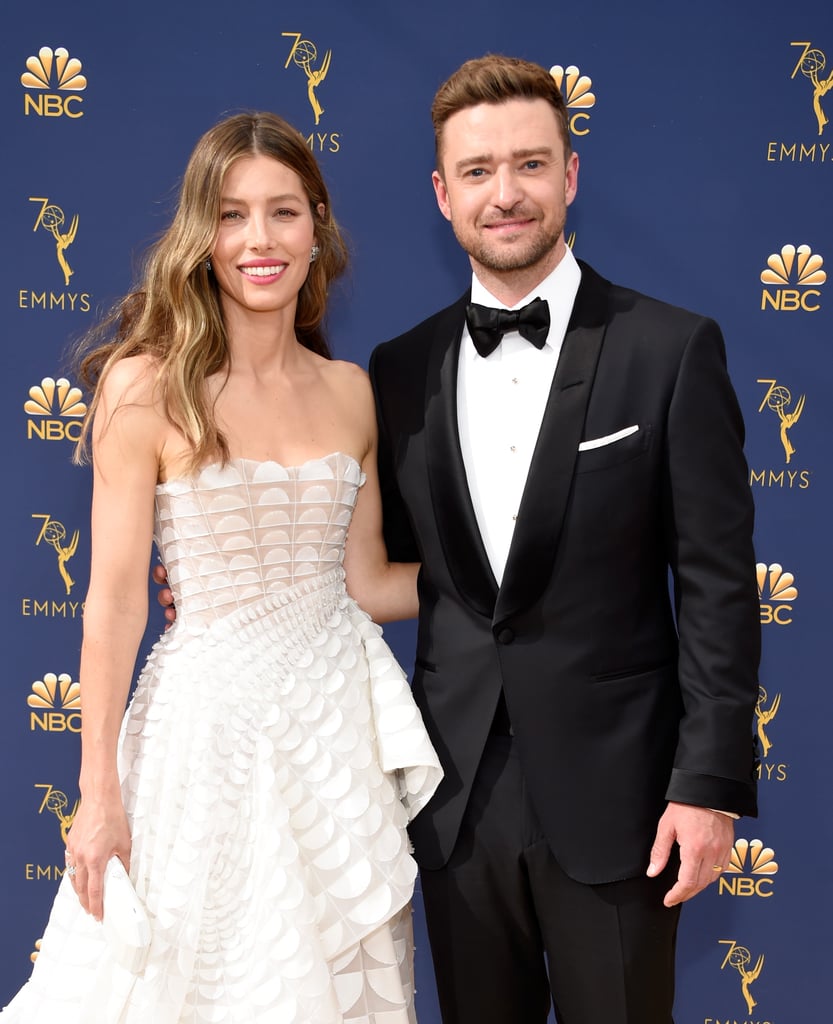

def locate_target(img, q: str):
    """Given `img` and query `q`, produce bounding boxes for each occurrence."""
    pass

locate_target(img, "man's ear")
[564,151,579,208]
[432,170,453,222]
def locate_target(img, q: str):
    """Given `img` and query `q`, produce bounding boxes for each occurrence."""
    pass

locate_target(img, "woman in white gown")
[2,112,441,1024]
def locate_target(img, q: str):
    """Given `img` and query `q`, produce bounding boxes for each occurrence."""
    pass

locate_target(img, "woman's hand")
[65,796,131,921]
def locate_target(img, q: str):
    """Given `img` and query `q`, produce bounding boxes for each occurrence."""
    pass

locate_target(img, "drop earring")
[205,258,212,272]
[309,245,320,263]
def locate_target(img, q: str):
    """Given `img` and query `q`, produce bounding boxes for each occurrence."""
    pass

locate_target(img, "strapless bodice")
[154,451,363,635]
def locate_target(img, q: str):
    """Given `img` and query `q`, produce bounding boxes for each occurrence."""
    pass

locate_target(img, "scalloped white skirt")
[2,569,441,1023]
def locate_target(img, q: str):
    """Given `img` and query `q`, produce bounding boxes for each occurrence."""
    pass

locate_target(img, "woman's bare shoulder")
[98,352,163,409]
[322,357,372,396]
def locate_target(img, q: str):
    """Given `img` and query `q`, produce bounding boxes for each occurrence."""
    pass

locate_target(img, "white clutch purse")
[102,856,151,973]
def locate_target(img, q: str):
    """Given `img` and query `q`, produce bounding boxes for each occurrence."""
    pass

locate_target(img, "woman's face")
[210,154,321,323]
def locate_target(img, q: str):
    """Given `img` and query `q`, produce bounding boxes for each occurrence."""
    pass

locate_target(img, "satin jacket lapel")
[494,264,608,625]
[425,293,499,617]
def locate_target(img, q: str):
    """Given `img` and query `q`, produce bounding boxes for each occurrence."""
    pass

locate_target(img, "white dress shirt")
[457,247,582,584]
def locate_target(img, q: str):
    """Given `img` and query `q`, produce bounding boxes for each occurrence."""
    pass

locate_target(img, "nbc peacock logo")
[550,65,595,136]
[21,46,86,118]
[29,672,81,733]
[25,377,86,442]
[718,838,779,898]
[757,562,797,626]
[760,243,826,311]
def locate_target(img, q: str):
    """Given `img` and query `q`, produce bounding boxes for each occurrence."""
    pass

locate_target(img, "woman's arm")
[66,358,164,920]
[341,371,419,624]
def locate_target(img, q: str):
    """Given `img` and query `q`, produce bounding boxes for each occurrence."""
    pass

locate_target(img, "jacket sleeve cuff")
[666,768,758,818]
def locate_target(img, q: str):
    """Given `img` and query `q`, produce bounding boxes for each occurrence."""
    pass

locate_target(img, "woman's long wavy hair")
[74,111,349,473]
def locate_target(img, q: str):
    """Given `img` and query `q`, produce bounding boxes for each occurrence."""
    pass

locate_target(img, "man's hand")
[647,802,734,907]
[152,564,176,624]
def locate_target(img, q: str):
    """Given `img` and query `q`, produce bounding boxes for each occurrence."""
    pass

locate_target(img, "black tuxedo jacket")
[369,261,760,883]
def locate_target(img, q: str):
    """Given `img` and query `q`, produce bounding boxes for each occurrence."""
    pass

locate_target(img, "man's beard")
[454,214,564,273]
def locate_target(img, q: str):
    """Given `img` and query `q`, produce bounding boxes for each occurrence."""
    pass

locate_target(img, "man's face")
[432,98,578,284]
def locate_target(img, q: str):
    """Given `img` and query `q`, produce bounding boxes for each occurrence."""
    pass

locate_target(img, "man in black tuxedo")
[369,55,760,1023]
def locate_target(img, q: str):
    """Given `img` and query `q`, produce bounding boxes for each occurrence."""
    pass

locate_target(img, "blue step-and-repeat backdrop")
[2,2,831,1020]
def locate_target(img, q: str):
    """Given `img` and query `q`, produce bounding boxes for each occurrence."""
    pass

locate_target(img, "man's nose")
[492,166,524,209]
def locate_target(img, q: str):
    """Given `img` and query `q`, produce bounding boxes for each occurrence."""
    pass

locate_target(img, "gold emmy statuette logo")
[29,672,81,733]
[760,243,826,311]
[757,378,805,463]
[21,46,86,118]
[35,783,79,845]
[30,197,78,286]
[25,376,87,442]
[757,562,797,626]
[755,684,781,759]
[719,940,765,1016]
[550,65,595,136]
[33,513,79,595]
[791,41,833,136]
[283,32,331,125]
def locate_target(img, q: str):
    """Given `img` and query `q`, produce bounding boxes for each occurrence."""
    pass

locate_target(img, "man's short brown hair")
[432,55,571,170]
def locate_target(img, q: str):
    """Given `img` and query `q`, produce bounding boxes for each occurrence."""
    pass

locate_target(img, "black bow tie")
[465,297,550,357]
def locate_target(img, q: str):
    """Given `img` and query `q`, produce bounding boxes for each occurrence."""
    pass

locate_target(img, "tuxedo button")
[497,628,515,644]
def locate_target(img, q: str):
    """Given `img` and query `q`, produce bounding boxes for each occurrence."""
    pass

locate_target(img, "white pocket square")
[578,425,639,451]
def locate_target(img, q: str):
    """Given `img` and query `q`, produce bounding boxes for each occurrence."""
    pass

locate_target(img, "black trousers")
[418,735,681,1024]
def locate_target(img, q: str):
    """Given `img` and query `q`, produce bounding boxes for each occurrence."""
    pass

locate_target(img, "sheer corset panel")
[155,452,364,635]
